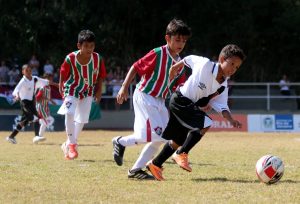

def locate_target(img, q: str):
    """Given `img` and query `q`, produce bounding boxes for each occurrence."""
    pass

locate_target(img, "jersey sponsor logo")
[154,126,163,136]
[198,82,206,90]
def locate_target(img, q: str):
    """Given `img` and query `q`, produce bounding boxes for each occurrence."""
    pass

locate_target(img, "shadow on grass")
[165,161,216,166]
[38,143,104,147]
[192,177,300,184]
[192,177,258,183]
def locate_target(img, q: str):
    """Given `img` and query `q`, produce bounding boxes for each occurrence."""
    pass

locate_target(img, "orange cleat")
[172,152,192,172]
[146,161,165,181]
[68,143,78,159]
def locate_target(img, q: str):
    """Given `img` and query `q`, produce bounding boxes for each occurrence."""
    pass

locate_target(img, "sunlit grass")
[0,131,299,203]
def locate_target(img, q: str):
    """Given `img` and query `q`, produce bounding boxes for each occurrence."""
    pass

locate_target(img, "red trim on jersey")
[69,54,80,96]
[146,119,151,142]
[134,50,157,91]
[92,53,99,83]
[150,47,167,96]
[98,58,107,79]
[35,90,43,101]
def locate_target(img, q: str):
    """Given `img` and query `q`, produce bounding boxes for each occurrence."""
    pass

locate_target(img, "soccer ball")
[255,155,284,184]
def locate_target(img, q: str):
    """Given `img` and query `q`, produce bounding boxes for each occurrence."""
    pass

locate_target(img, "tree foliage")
[0,0,299,82]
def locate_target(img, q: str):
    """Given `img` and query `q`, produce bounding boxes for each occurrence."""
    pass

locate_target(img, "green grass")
[0,131,299,203]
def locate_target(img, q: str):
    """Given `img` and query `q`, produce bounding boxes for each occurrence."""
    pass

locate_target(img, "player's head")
[22,64,32,78]
[218,44,246,78]
[43,73,53,81]
[77,30,96,55]
[165,18,191,56]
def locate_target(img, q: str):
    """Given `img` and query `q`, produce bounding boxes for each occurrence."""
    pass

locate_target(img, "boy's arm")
[116,65,137,104]
[221,110,242,128]
[59,61,70,97]
[169,60,184,81]
[94,78,103,103]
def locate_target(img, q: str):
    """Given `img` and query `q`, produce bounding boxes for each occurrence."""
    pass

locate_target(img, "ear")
[219,55,225,63]
[77,43,81,50]
[165,35,171,43]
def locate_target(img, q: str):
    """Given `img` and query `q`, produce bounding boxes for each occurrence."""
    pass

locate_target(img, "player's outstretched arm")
[222,110,242,128]
[116,66,137,104]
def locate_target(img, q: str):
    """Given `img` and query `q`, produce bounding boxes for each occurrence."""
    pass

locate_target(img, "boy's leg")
[127,141,164,179]
[74,122,84,144]
[146,141,177,181]
[33,119,47,144]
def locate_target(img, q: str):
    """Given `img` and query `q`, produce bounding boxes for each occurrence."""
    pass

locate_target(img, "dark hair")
[219,44,246,61]
[78,30,96,44]
[166,18,191,37]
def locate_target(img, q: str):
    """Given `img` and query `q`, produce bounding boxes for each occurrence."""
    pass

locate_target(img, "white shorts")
[133,89,169,143]
[57,96,93,123]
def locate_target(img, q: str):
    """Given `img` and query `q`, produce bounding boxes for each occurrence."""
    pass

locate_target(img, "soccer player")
[112,19,191,179]
[34,73,57,144]
[146,44,246,181]
[58,30,106,160]
[6,64,49,144]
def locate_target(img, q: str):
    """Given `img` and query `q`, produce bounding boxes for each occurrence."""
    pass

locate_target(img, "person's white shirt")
[180,55,229,113]
[12,76,49,100]
[279,79,290,91]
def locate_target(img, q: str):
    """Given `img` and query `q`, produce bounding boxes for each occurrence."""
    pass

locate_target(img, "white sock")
[131,141,164,170]
[39,122,47,137]
[118,134,138,146]
[74,122,84,144]
[65,113,75,145]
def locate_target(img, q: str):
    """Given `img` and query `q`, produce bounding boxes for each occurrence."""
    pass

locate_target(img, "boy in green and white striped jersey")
[112,19,191,179]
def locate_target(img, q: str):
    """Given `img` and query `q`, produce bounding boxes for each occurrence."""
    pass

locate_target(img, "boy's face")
[77,41,95,56]
[22,66,32,78]
[220,56,242,78]
[165,34,188,55]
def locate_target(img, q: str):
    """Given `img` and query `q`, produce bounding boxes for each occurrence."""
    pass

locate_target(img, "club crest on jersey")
[84,78,89,84]
[198,82,206,90]
[154,127,163,136]
[93,69,98,74]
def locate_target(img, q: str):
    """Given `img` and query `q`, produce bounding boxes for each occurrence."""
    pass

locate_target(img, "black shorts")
[20,99,38,124]
[162,91,210,145]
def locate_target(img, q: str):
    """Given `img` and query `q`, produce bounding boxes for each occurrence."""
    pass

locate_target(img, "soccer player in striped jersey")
[58,30,107,160]
[33,73,57,144]
[112,19,191,179]
[146,44,246,180]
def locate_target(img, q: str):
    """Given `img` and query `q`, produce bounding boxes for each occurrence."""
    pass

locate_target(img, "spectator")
[28,55,40,76]
[0,60,9,83]
[8,65,20,86]
[43,59,54,74]
[279,74,291,96]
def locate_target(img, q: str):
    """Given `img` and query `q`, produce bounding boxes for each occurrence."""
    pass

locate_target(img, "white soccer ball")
[255,155,284,184]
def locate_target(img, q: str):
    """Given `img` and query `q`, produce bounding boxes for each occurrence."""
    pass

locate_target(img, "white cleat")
[33,136,46,144]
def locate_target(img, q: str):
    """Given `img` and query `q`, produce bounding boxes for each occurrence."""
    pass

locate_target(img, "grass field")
[1,130,300,203]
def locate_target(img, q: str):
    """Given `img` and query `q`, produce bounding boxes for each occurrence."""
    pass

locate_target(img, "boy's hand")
[230,119,242,128]
[94,92,102,104]
[116,86,128,104]
[59,84,64,97]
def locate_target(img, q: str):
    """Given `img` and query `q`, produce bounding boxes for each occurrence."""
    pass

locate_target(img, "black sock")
[152,142,176,168]
[177,131,203,154]
[9,124,23,138]
[34,121,40,136]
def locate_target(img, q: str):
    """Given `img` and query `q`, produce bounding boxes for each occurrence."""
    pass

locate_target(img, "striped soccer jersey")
[60,51,106,99]
[134,45,185,99]
[36,85,51,119]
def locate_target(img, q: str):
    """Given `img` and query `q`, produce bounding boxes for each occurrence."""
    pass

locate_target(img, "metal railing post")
[267,83,270,111]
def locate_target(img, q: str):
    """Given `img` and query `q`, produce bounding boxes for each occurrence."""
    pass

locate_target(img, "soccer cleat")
[61,142,70,160]
[172,152,192,172]
[68,143,78,160]
[33,136,46,144]
[146,161,164,181]
[128,168,155,180]
[112,136,125,166]
[6,136,17,144]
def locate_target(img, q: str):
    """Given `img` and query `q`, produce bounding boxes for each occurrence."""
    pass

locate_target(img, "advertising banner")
[209,114,248,132]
